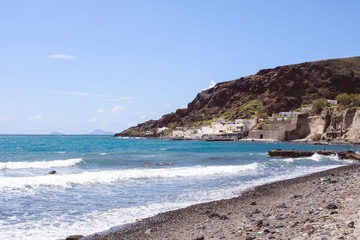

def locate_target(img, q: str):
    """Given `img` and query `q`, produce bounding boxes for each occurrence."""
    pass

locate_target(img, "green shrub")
[311,98,328,114]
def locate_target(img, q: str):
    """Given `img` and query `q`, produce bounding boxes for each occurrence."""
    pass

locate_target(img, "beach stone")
[250,201,257,205]
[219,215,229,220]
[48,170,57,174]
[277,203,287,208]
[347,221,355,228]
[145,228,152,234]
[192,236,204,240]
[251,209,260,214]
[290,221,299,227]
[245,212,253,217]
[207,212,220,218]
[246,236,255,240]
[66,235,84,240]
[303,225,314,235]
[326,204,338,210]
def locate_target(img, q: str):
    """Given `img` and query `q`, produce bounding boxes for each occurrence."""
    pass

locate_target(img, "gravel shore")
[84,164,360,240]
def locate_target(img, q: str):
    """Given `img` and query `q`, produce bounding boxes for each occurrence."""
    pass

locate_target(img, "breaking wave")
[0,158,83,170]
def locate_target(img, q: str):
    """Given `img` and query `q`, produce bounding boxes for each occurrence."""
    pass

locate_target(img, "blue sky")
[1,1,359,134]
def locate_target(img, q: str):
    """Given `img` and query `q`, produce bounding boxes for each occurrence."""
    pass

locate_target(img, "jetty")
[268,149,360,161]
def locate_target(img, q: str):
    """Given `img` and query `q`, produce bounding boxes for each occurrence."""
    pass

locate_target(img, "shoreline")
[84,164,360,240]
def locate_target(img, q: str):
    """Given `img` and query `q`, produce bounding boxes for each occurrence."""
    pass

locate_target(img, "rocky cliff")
[117,56,360,137]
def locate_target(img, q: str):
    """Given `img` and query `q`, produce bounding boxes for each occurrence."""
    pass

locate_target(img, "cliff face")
[117,57,360,137]
[303,109,360,141]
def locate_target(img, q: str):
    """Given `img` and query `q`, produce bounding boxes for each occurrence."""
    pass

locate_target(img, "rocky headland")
[116,56,360,139]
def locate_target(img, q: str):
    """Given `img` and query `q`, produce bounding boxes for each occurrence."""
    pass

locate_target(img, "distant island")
[49,129,114,136]
[116,56,360,143]
[87,129,114,135]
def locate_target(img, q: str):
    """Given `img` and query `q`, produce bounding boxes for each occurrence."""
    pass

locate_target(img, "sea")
[0,135,356,239]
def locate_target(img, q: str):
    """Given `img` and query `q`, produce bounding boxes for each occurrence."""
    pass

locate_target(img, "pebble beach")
[85,164,360,240]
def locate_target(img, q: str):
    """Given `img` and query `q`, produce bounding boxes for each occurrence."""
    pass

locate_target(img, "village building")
[172,130,184,138]
[327,100,338,105]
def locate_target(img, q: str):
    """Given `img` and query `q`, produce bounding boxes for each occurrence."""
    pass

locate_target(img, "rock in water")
[66,235,84,240]
[47,170,57,174]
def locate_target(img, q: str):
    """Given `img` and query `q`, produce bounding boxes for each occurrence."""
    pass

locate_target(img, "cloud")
[139,115,147,119]
[47,91,107,97]
[97,108,104,114]
[109,97,134,101]
[3,102,12,107]
[88,117,98,122]
[29,115,43,121]
[203,80,216,91]
[45,54,75,59]
[67,91,106,97]
[112,105,125,113]
[165,103,171,107]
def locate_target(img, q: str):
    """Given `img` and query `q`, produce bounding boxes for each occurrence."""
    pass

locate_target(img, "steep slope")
[117,56,360,137]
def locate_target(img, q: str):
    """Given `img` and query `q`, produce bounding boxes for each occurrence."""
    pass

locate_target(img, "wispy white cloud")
[67,91,106,97]
[3,102,12,107]
[45,54,75,60]
[109,97,134,101]
[88,117,98,122]
[29,115,43,121]
[127,122,136,126]
[203,80,216,91]
[97,108,104,114]
[139,115,147,119]
[47,91,107,97]
[165,103,171,107]
[112,105,125,113]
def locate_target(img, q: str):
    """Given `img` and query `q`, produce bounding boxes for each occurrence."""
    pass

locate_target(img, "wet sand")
[84,164,360,240]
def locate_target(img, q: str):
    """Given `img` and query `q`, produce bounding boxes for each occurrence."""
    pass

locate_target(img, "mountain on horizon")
[88,129,114,135]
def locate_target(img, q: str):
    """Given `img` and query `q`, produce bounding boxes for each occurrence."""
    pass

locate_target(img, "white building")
[172,130,184,138]
[278,112,300,118]
[327,100,338,105]
[157,127,169,133]
[234,119,256,132]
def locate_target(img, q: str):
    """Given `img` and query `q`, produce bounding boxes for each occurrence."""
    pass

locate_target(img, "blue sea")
[0,136,355,239]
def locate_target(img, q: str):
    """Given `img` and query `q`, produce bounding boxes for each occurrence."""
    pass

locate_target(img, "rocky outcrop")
[117,57,360,137]
[289,109,360,141]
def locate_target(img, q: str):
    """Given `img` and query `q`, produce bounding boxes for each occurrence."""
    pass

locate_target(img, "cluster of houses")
[160,111,303,141]
[156,99,339,141]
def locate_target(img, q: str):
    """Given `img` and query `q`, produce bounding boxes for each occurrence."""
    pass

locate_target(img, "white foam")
[0,158,83,170]
[0,163,258,190]
[0,163,345,240]
[98,153,107,155]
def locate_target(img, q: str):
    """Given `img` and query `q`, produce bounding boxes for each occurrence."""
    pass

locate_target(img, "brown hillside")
[117,56,360,137]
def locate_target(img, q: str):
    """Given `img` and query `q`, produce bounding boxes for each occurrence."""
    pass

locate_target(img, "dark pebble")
[66,236,84,240]
[250,201,257,205]
[219,215,229,220]
[348,221,355,228]
[245,212,253,218]
[277,203,287,208]
[207,212,220,218]
[192,236,204,240]
[326,204,338,210]
[246,236,255,240]
[251,209,260,214]
[290,221,299,228]
[275,224,285,228]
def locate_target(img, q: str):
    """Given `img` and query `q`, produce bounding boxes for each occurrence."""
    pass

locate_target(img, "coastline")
[84,164,360,240]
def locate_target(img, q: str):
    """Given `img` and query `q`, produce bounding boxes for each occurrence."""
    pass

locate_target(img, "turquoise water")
[0,136,354,239]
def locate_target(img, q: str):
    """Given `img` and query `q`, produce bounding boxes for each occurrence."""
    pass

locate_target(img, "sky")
[1,1,360,134]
